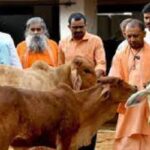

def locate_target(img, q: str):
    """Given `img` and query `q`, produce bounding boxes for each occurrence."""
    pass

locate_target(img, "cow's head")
[70,56,97,90]
[98,76,137,103]
[88,77,137,127]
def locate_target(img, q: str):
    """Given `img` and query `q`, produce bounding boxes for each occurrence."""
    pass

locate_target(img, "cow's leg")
[69,146,78,150]
[0,139,9,150]
[0,132,11,150]
[1,145,9,150]
[56,135,73,150]
[78,134,97,150]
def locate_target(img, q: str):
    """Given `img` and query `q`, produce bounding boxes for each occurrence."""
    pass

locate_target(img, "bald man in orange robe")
[109,19,150,150]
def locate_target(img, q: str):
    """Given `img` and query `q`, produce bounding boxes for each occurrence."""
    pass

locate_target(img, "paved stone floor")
[95,123,116,150]
[95,129,115,150]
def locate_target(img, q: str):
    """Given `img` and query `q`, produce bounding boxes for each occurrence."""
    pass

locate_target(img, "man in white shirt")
[0,32,22,68]
[142,2,150,44]
[144,28,150,43]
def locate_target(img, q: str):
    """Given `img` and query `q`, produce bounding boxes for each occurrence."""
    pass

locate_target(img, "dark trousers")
[79,134,97,150]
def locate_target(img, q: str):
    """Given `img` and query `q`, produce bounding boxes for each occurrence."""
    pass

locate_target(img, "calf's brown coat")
[0,77,136,150]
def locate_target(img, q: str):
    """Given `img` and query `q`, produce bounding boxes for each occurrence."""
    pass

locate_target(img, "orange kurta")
[109,42,150,150]
[58,32,106,72]
[17,39,58,68]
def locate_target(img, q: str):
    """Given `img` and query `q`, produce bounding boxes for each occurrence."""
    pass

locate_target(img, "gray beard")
[25,35,48,53]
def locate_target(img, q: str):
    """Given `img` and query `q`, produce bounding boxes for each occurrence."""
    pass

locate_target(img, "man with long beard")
[17,17,58,68]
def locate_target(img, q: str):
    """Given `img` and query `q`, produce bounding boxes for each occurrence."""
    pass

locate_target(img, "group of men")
[0,13,106,78]
[1,2,150,150]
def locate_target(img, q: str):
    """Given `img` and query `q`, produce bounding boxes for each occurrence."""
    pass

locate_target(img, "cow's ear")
[100,86,110,101]
[71,69,82,90]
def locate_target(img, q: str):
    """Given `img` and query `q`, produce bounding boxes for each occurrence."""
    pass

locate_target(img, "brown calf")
[0,77,136,150]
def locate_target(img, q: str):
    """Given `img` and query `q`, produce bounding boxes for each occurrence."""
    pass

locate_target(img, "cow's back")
[0,65,55,91]
[0,63,73,91]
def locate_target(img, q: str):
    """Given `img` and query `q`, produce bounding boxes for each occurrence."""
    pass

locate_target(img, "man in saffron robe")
[17,17,58,68]
[109,19,150,150]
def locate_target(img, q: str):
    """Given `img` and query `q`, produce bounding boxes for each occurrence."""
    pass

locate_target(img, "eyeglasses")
[30,28,42,32]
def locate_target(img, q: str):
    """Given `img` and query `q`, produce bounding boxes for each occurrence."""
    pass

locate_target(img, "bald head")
[125,19,145,32]
[125,19,145,50]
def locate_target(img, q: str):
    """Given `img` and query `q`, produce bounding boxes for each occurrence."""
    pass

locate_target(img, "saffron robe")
[109,42,150,150]
[17,39,58,68]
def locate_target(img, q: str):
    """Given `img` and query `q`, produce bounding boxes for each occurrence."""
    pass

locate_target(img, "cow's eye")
[84,68,91,74]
